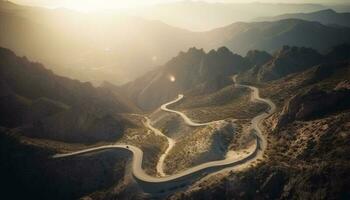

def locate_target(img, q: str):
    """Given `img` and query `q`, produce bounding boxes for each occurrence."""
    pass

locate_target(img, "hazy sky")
[10,0,349,11]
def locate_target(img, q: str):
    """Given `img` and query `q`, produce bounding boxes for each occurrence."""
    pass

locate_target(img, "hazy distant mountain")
[256,9,350,27]
[1,1,350,86]
[132,1,327,31]
[0,0,201,85]
[125,47,251,110]
[204,19,350,55]
[0,47,139,143]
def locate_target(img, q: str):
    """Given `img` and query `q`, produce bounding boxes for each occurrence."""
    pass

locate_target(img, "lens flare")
[169,75,176,82]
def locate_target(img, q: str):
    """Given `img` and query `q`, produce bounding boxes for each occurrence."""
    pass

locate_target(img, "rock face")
[276,86,350,129]
[125,47,251,110]
[0,47,138,143]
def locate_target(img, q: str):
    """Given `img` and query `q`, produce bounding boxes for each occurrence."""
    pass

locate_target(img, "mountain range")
[124,46,252,110]
[125,43,350,111]
[1,1,350,86]
[131,1,328,31]
[241,44,350,82]
[0,41,349,200]
[202,18,350,55]
[257,9,350,27]
[1,1,350,199]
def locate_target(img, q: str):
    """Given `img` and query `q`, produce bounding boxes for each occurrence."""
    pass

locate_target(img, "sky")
[9,0,350,11]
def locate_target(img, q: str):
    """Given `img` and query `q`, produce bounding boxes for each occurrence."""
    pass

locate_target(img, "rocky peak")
[216,46,231,55]
[317,9,337,15]
[258,46,323,81]
[245,50,272,67]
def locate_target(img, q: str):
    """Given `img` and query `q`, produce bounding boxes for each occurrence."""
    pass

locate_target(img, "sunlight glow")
[64,0,128,11]
[152,56,158,62]
[31,0,172,11]
[10,0,349,12]
[169,75,176,82]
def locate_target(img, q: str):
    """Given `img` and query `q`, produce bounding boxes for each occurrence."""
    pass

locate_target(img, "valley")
[52,75,276,195]
[1,1,349,199]
[1,42,349,199]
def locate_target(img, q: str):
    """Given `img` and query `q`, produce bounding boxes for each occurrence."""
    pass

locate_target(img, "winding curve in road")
[52,75,276,194]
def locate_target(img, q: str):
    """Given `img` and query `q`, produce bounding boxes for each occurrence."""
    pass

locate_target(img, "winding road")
[160,94,221,126]
[52,75,276,194]
[143,117,176,177]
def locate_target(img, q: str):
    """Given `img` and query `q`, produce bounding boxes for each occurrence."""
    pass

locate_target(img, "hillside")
[0,47,139,143]
[257,9,350,27]
[0,130,129,200]
[124,47,251,110]
[169,46,350,200]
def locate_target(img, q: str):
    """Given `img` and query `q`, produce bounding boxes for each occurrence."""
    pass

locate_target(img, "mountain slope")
[257,46,324,81]
[124,47,251,110]
[0,0,202,85]
[240,44,350,82]
[0,47,139,143]
[125,44,350,110]
[169,45,350,200]
[257,9,350,27]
